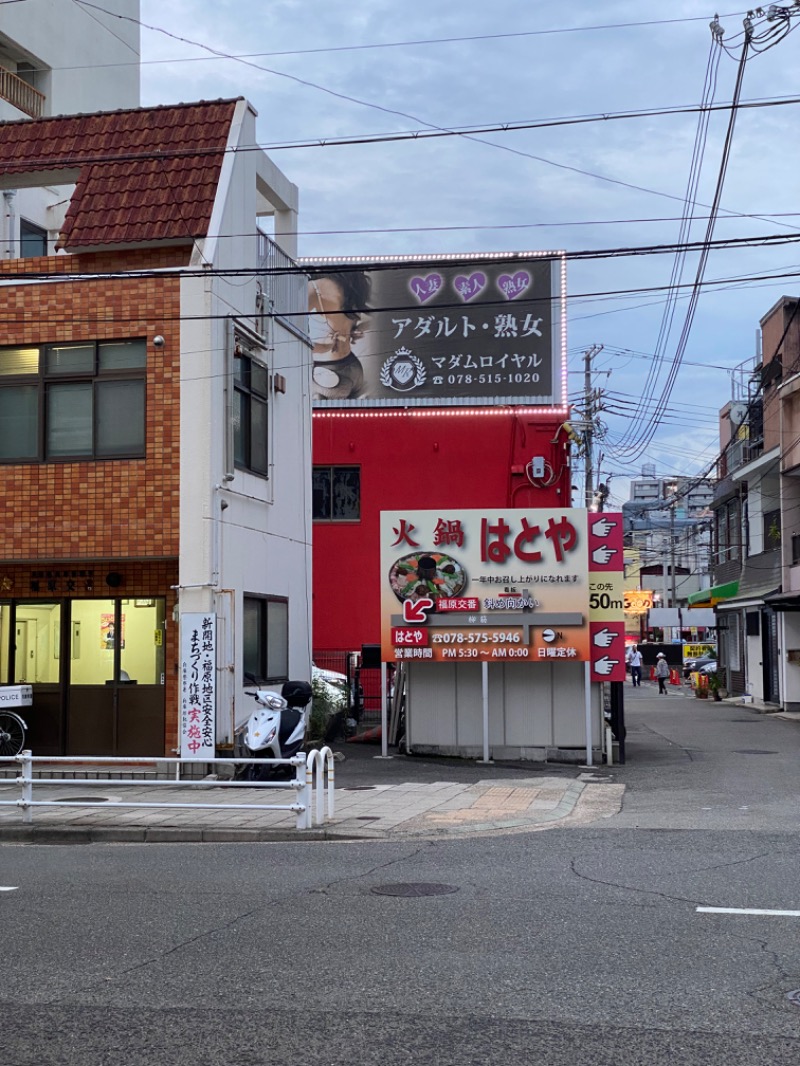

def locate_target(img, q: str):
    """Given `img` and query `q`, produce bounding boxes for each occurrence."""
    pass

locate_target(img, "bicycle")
[0,712,27,757]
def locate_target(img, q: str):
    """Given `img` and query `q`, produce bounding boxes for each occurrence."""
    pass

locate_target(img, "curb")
[0,825,349,844]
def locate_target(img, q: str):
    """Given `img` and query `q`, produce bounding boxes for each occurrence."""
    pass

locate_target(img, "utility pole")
[583,344,603,509]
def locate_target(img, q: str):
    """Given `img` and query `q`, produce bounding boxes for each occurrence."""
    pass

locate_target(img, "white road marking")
[0,886,18,892]
[697,907,800,917]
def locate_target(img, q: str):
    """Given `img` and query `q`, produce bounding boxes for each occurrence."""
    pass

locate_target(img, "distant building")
[0,0,139,120]
[692,296,799,706]
[623,470,715,615]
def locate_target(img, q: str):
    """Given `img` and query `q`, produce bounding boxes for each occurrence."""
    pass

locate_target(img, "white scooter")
[235,679,312,781]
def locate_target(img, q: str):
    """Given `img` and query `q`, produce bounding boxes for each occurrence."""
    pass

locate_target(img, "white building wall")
[0,0,139,120]
[178,103,310,743]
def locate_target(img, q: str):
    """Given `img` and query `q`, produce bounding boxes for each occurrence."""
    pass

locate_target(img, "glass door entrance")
[67,598,166,755]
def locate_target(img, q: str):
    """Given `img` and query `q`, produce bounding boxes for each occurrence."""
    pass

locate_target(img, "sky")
[132,1,800,508]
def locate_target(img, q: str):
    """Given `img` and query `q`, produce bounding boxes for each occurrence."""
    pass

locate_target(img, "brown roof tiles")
[0,99,240,249]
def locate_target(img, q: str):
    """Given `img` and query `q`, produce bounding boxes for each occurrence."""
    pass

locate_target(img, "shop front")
[0,569,175,756]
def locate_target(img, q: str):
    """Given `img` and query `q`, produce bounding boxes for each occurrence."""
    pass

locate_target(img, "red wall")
[312,409,573,653]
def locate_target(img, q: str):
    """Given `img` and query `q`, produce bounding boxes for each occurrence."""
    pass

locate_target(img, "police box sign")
[0,685,32,707]
[305,254,565,407]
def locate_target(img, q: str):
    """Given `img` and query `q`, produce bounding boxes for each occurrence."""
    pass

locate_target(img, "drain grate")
[355,816,381,822]
[733,750,778,755]
[786,990,800,1007]
[371,882,459,898]
[342,785,377,791]
[56,796,110,803]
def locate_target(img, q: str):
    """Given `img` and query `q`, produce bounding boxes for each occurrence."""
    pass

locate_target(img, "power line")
[65,3,800,236]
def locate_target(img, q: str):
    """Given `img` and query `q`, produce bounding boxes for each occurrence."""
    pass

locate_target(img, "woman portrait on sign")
[308,270,371,400]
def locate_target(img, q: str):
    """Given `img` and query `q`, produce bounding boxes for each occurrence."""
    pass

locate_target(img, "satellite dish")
[729,402,747,427]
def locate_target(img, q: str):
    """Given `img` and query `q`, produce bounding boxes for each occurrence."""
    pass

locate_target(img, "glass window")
[46,344,95,375]
[20,219,47,258]
[120,599,166,685]
[267,600,288,681]
[243,595,288,683]
[68,599,115,685]
[250,395,268,475]
[0,339,147,463]
[47,382,93,457]
[0,347,39,377]
[0,603,11,682]
[0,386,38,459]
[99,340,147,371]
[313,466,360,521]
[96,380,145,456]
[233,345,270,478]
[13,603,61,684]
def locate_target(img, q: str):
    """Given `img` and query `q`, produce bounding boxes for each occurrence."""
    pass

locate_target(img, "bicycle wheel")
[0,713,26,757]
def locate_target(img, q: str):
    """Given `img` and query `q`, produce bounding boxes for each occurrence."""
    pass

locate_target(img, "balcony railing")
[257,231,307,339]
[0,66,44,119]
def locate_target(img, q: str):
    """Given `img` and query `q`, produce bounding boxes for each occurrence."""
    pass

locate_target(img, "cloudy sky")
[135,1,800,506]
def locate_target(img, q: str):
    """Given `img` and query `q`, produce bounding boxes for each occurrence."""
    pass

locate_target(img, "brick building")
[0,99,311,755]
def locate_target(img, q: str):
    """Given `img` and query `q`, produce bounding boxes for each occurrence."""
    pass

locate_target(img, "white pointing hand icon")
[592,546,618,565]
[593,656,619,676]
[591,518,617,538]
[592,628,617,648]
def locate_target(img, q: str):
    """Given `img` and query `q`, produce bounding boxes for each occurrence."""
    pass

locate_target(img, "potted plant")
[707,670,723,702]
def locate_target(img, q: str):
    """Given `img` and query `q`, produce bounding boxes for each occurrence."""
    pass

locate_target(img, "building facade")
[0,99,311,755]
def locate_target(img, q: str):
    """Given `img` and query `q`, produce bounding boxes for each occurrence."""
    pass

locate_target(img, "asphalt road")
[2,686,800,1065]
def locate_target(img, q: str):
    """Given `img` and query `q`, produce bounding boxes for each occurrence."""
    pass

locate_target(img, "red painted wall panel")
[312,410,572,653]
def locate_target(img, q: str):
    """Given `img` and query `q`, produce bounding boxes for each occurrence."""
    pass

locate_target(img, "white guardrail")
[0,749,335,831]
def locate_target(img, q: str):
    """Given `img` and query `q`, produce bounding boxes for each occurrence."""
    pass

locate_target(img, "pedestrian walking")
[655,652,670,694]
[628,645,643,687]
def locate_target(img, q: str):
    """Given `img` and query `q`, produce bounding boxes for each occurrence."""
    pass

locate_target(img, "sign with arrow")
[402,597,434,624]
[588,512,626,682]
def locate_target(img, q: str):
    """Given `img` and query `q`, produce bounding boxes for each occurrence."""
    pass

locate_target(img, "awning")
[687,580,739,608]
[764,591,800,612]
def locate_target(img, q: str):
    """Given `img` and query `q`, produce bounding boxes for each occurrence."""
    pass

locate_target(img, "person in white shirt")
[628,645,643,687]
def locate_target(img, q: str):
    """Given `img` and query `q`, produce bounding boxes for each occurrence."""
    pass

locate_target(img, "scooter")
[235,679,313,781]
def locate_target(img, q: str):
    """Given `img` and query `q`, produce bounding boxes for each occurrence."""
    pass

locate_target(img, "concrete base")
[407,744,596,765]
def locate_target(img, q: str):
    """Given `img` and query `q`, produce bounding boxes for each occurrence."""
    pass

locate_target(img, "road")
[2,687,800,1065]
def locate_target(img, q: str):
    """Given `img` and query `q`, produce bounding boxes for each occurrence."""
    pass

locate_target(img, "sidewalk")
[0,748,624,844]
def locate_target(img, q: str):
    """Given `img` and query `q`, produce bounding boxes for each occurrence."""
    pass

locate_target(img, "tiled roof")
[0,100,240,249]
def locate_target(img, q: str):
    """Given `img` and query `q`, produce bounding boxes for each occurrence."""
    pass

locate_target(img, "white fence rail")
[0,749,335,831]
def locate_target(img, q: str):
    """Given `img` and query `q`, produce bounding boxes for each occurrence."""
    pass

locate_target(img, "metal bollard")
[19,749,32,824]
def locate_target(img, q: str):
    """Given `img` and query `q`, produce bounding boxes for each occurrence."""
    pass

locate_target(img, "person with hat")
[655,652,670,694]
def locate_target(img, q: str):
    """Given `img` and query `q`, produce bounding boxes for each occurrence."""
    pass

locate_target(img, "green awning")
[687,580,739,608]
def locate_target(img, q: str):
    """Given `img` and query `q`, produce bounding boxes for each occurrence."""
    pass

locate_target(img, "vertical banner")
[180,613,216,759]
[588,513,626,682]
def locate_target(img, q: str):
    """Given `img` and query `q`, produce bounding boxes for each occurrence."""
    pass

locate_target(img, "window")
[714,498,740,563]
[233,342,269,477]
[243,596,288,683]
[764,508,781,549]
[20,219,47,258]
[313,466,360,520]
[0,339,146,462]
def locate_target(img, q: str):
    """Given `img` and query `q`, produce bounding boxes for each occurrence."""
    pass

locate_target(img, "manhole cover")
[56,796,109,803]
[733,750,778,755]
[786,990,800,1007]
[371,882,459,898]
[342,785,377,791]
